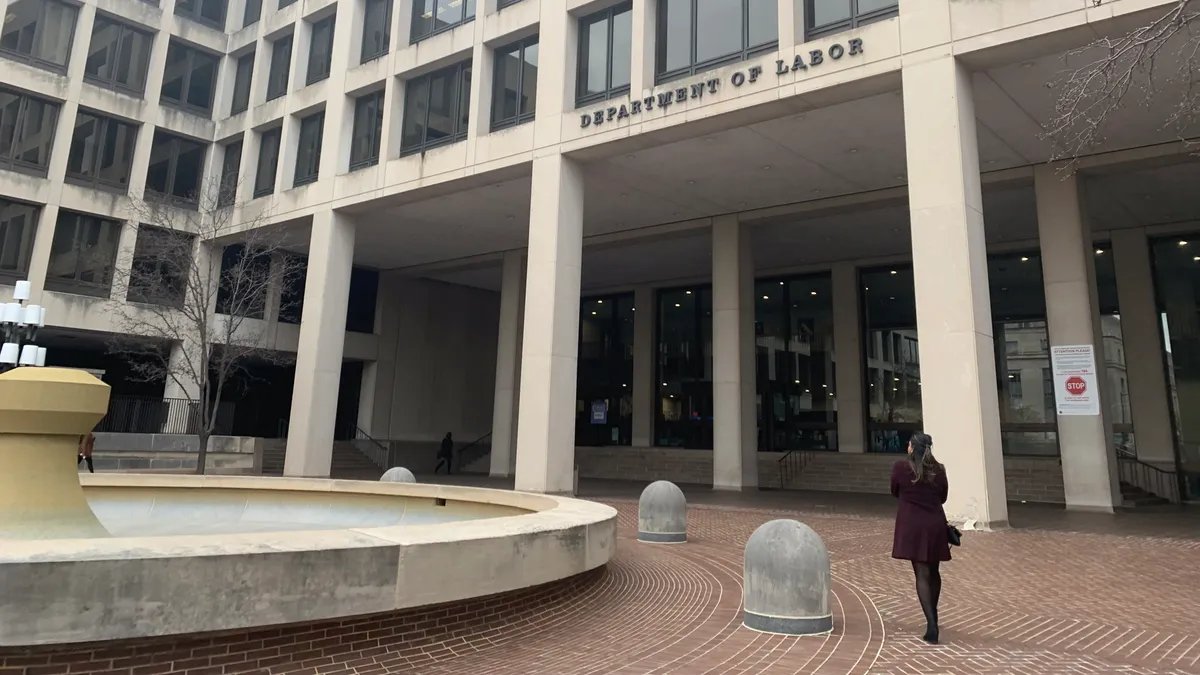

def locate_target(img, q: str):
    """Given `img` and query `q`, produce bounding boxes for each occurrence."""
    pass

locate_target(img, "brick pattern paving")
[3,497,1199,674]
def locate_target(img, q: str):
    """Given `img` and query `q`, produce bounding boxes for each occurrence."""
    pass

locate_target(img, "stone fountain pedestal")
[0,367,111,540]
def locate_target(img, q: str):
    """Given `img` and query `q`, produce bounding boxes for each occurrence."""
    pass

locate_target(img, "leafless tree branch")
[1045,0,1200,164]
[108,177,303,474]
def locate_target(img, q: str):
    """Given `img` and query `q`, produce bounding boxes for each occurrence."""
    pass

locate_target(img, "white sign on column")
[1050,345,1100,416]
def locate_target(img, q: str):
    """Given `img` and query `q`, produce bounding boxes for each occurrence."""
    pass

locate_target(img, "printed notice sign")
[1050,345,1101,416]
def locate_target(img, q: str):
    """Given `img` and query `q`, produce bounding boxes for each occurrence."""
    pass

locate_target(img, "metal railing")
[345,424,392,471]
[95,396,235,435]
[777,449,815,489]
[456,432,493,470]
[1116,448,1181,504]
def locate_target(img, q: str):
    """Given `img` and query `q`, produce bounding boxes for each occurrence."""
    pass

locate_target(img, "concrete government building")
[3,0,1198,527]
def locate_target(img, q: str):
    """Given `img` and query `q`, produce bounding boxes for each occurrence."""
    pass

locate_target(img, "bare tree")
[1046,0,1200,163]
[108,178,302,474]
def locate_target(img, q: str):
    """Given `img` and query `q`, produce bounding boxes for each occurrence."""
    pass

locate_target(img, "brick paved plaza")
[2,482,1198,675]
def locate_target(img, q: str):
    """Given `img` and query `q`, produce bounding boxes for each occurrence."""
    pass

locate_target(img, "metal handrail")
[777,449,813,489]
[1115,447,1181,504]
[456,431,494,468]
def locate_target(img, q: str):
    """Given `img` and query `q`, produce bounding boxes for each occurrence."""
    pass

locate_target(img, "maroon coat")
[891,460,951,563]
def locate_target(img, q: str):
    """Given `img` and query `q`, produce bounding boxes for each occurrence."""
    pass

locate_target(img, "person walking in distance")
[435,432,454,475]
[890,433,951,644]
[77,432,95,473]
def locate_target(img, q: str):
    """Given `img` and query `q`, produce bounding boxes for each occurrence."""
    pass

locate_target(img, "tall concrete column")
[284,210,355,477]
[1035,166,1121,512]
[490,250,523,477]
[513,155,585,494]
[902,55,1007,528]
[1111,227,1176,467]
[831,263,866,453]
[632,285,656,447]
[712,216,757,490]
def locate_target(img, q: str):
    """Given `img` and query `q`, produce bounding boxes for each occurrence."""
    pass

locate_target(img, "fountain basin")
[0,474,617,647]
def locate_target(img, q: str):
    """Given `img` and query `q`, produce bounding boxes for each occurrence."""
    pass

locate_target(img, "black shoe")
[922,626,939,645]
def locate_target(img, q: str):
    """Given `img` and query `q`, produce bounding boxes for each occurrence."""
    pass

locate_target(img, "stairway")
[259,439,382,479]
[1120,481,1171,507]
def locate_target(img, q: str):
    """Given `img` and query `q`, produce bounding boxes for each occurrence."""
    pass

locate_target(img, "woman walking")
[891,433,950,644]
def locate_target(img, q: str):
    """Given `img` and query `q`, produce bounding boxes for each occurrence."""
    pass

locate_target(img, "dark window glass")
[346,267,378,333]
[307,16,335,85]
[160,41,219,115]
[84,15,153,95]
[279,253,305,324]
[0,0,77,71]
[491,35,538,130]
[231,51,255,114]
[806,0,896,38]
[656,0,777,83]
[267,34,292,100]
[361,0,392,63]
[861,265,922,453]
[254,127,281,197]
[243,0,262,26]
[350,89,384,170]
[576,294,635,447]
[410,0,474,44]
[218,139,242,207]
[0,198,40,281]
[175,0,227,29]
[294,111,324,186]
[656,286,714,449]
[497,0,523,7]
[0,88,60,175]
[46,210,122,297]
[279,0,297,7]
[400,60,471,156]
[754,275,837,452]
[66,111,138,191]
[215,244,270,318]
[144,130,207,207]
[577,2,632,106]
[127,225,194,306]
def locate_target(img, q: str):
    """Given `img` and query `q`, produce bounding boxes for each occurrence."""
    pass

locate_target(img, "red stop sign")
[1065,376,1087,396]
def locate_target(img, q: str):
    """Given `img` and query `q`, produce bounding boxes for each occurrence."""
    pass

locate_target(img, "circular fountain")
[0,368,617,650]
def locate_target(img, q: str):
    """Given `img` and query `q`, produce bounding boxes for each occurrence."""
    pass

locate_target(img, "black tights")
[912,561,941,642]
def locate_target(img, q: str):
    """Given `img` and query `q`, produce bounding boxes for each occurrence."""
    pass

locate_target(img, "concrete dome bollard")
[742,519,832,635]
[380,467,416,483]
[638,480,687,543]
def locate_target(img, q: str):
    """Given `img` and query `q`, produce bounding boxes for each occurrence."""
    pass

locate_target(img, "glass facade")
[860,266,921,453]
[1149,235,1200,500]
[1093,244,1134,455]
[656,286,713,448]
[754,274,837,452]
[576,294,634,447]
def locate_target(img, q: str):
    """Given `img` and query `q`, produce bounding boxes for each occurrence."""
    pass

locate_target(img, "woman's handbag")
[947,523,962,547]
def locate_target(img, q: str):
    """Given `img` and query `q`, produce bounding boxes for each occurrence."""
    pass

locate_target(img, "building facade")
[3,0,1199,525]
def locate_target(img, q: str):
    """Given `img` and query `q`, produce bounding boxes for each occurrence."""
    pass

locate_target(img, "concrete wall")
[369,276,501,444]
[90,433,260,474]
[574,446,1067,504]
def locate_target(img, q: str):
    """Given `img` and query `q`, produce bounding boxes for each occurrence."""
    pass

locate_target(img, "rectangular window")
[144,130,207,208]
[243,0,262,27]
[361,0,392,63]
[293,111,324,187]
[491,35,538,131]
[0,198,40,283]
[577,2,631,106]
[127,226,195,306]
[307,16,335,85]
[267,34,293,100]
[46,210,122,298]
[806,0,897,38]
[160,41,219,115]
[84,15,153,95]
[0,0,78,72]
[254,127,281,197]
[656,0,777,83]
[498,0,523,7]
[410,0,475,44]
[0,88,60,176]
[231,51,255,114]
[279,0,297,7]
[218,139,242,207]
[215,244,270,318]
[175,0,227,29]
[65,111,138,191]
[349,89,384,170]
[400,60,471,156]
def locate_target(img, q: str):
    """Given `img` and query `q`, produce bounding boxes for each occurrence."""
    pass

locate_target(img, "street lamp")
[0,280,46,373]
